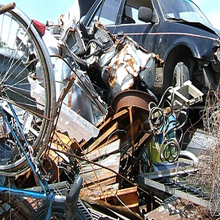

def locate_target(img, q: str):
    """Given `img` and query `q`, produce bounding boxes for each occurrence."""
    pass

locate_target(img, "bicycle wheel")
[0,5,55,176]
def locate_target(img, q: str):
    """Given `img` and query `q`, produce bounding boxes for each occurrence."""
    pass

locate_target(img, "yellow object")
[150,141,161,163]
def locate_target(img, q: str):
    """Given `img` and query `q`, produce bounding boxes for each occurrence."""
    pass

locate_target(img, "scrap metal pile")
[1,10,218,219]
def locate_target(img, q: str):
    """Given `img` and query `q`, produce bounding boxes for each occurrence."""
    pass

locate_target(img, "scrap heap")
[4,14,218,220]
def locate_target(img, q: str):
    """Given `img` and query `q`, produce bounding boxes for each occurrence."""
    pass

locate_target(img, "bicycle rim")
[0,6,55,176]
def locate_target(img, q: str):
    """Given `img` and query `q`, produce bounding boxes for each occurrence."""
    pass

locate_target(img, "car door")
[83,0,158,50]
[112,0,158,52]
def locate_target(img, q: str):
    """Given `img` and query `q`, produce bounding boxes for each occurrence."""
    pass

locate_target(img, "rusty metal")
[128,106,135,174]
[2,4,213,218]
[0,2,16,15]
[111,89,157,113]
[50,147,151,196]
[102,36,157,98]
[50,54,107,115]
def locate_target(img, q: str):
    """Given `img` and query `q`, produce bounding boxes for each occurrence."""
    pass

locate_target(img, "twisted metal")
[187,90,220,217]
[148,86,187,163]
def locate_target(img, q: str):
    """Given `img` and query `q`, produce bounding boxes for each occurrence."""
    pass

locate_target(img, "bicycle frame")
[0,102,66,219]
[0,98,83,219]
[0,3,75,219]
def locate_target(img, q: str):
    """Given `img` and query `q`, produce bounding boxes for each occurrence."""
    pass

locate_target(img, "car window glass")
[89,0,120,26]
[158,0,211,27]
[122,1,150,24]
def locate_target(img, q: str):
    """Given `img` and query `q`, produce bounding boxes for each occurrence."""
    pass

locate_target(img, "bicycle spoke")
[0,5,55,176]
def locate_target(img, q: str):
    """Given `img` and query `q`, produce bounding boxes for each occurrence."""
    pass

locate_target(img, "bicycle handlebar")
[0,2,16,15]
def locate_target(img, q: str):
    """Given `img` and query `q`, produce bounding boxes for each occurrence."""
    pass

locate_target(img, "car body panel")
[82,0,220,92]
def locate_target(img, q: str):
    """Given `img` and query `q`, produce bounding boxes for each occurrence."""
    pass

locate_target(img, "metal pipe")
[0,2,16,15]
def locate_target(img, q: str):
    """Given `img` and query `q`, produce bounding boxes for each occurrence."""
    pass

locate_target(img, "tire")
[33,203,66,220]
[164,50,196,130]
[164,49,195,90]
[0,6,55,176]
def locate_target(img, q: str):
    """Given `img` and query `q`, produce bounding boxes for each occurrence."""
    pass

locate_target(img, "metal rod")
[0,186,47,200]
[128,106,135,175]
[0,2,16,15]
[0,107,47,193]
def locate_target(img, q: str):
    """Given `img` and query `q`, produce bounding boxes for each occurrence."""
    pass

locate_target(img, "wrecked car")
[0,3,216,220]
[44,19,163,128]
[81,0,220,95]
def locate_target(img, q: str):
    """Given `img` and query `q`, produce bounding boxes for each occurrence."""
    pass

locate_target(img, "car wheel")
[164,55,194,90]
[172,62,190,87]
[164,54,196,130]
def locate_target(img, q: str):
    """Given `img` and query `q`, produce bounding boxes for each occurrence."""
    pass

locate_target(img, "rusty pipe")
[0,2,16,15]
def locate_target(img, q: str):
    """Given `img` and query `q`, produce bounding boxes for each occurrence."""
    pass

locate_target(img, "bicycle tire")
[33,202,66,219]
[0,5,55,176]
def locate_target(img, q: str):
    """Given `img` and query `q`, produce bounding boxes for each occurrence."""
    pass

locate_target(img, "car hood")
[168,18,220,40]
[212,26,220,38]
[191,22,220,39]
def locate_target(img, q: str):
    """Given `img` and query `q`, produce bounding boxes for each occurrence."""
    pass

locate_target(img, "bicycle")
[0,2,56,176]
[0,3,86,219]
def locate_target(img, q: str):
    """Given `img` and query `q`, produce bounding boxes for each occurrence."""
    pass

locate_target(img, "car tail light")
[33,20,46,36]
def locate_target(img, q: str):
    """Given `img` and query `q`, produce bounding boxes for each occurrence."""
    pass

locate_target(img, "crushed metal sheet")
[102,36,156,97]
[57,103,99,141]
